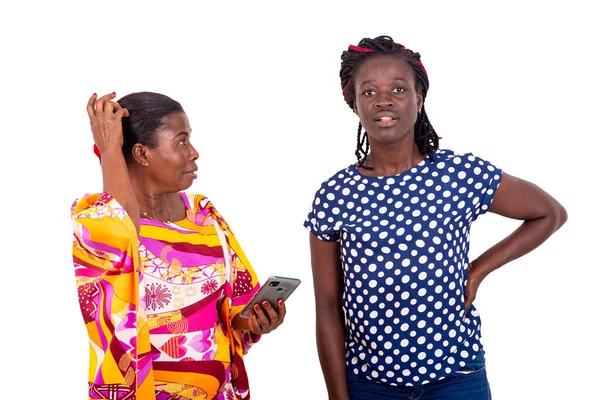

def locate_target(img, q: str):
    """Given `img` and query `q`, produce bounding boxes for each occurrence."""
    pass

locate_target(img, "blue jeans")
[347,351,491,400]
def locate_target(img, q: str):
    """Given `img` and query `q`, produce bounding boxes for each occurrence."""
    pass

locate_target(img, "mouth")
[184,166,198,178]
[374,116,399,122]
[374,115,399,127]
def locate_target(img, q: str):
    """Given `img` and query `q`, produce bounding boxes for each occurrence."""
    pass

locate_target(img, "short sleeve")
[71,192,155,398]
[464,153,503,220]
[304,182,341,242]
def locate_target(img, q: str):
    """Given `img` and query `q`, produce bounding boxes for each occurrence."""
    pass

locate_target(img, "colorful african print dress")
[72,192,261,400]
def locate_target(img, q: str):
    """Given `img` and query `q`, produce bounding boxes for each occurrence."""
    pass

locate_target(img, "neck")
[129,167,172,222]
[363,137,425,176]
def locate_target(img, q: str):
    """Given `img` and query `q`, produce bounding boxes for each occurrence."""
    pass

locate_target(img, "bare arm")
[474,172,567,275]
[100,150,140,234]
[309,233,350,400]
[87,93,140,233]
[465,172,568,313]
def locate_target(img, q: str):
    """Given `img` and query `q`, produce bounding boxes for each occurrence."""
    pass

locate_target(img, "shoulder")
[431,149,502,174]
[311,164,357,196]
[181,192,210,212]
[71,192,128,220]
[70,192,136,241]
[182,192,220,215]
[182,192,230,229]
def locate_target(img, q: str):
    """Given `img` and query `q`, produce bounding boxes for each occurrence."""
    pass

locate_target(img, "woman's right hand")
[86,92,129,155]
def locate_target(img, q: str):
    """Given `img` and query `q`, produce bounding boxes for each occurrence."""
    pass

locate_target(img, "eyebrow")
[359,77,408,86]
[173,131,189,140]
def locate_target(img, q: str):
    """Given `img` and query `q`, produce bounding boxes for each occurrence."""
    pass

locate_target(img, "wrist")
[96,145,123,157]
[468,259,490,280]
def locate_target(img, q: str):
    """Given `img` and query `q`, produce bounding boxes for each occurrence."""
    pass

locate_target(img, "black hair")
[117,92,184,163]
[340,35,440,168]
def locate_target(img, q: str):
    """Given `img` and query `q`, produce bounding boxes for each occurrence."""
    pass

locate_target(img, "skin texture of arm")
[100,149,140,234]
[309,234,350,400]
[464,172,568,316]
[87,93,140,234]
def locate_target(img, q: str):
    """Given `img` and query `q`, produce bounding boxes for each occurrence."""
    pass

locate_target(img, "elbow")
[551,201,568,232]
[557,203,568,229]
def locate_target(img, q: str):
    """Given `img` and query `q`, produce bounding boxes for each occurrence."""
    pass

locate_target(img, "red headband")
[343,42,427,94]
[348,45,373,53]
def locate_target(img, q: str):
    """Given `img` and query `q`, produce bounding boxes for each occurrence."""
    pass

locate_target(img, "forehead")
[154,111,190,141]
[354,55,415,83]
[159,112,190,132]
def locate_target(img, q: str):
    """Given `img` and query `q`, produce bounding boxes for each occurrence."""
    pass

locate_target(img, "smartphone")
[239,276,301,318]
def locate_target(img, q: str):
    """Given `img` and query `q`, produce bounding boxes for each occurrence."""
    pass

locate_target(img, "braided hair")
[340,35,440,169]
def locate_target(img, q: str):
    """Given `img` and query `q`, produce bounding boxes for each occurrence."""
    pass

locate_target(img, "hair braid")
[355,122,371,169]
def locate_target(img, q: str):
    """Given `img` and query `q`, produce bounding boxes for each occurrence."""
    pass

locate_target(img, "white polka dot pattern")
[304,150,502,386]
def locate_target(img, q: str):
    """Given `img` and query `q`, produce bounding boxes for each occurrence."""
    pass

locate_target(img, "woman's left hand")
[463,262,485,322]
[248,300,286,335]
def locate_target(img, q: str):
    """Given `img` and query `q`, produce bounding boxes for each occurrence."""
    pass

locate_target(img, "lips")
[184,165,198,177]
[373,112,399,127]
[374,111,399,122]
[376,116,398,123]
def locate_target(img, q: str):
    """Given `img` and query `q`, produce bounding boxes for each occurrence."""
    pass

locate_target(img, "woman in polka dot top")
[304,36,568,400]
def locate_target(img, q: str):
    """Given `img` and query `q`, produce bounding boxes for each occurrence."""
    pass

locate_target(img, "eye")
[393,87,405,94]
[178,138,187,146]
[362,89,376,96]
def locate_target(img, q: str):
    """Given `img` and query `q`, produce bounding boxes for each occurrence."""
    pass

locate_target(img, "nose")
[190,143,199,160]
[375,93,394,108]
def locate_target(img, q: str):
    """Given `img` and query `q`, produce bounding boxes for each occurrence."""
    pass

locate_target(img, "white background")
[1,1,598,399]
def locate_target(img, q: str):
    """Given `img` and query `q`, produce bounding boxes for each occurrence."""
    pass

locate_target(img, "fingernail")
[254,305,261,311]
[278,300,284,306]
[92,92,97,96]
[111,92,116,95]
[262,301,270,308]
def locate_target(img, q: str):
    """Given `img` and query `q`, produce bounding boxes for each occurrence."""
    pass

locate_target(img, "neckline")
[349,157,430,180]
[140,192,191,225]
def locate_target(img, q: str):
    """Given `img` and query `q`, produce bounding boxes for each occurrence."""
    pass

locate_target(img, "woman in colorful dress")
[304,36,568,400]
[72,91,285,400]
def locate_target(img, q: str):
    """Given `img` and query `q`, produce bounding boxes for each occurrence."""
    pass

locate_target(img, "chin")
[369,133,402,145]
[179,176,196,191]
[368,129,412,145]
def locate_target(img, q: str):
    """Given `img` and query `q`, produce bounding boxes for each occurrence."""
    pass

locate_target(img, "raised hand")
[85,92,140,233]
[86,92,129,156]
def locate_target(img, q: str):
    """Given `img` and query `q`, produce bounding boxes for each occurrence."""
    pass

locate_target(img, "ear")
[353,101,358,115]
[417,91,424,113]
[132,143,151,166]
